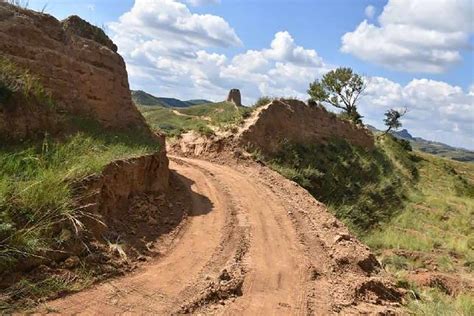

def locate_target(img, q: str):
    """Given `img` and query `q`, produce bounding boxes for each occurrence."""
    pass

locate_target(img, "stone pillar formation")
[226,89,242,107]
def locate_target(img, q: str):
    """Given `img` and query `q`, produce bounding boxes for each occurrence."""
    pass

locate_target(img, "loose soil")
[35,155,402,315]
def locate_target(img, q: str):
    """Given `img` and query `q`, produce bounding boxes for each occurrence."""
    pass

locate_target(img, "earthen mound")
[239,99,374,156]
[0,3,147,140]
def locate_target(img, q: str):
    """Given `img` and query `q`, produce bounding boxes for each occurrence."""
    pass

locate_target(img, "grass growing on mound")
[267,136,417,234]
[0,122,160,272]
[263,132,474,313]
[139,101,252,137]
[0,56,53,108]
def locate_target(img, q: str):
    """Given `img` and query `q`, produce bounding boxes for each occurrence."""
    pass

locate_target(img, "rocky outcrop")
[226,89,242,107]
[239,99,374,155]
[0,3,147,138]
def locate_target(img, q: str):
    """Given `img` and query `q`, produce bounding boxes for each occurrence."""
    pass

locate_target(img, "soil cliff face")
[240,99,374,155]
[0,3,146,138]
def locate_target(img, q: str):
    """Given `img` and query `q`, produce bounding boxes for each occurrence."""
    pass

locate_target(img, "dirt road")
[41,156,400,315]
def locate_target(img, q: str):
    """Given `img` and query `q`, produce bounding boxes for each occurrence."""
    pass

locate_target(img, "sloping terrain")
[38,156,401,314]
[367,126,474,163]
[132,90,212,108]
[0,3,147,138]
[139,101,251,137]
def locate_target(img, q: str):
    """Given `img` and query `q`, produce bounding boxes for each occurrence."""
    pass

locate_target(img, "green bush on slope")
[267,135,417,234]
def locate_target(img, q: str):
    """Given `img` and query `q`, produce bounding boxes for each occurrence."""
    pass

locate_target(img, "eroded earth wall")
[0,3,146,139]
[240,99,374,155]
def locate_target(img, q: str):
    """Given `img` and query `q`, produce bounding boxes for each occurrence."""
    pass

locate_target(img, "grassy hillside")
[410,139,474,163]
[367,127,474,163]
[131,90,211,108]
[365,153,474,315]
[139,101,252,137]
[260,133,473,314]
[131,90,166,107]
[265,136,417,234]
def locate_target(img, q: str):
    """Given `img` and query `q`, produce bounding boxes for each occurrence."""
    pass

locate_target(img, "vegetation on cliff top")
[139,101,251,137]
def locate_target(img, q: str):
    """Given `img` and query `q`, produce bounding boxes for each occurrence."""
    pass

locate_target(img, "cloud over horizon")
[110,0,473,149]
[341,0,474,73]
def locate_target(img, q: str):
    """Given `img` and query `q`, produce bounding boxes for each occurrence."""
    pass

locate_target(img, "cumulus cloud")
[341,0,474,73]
[109,0,241,50]
[364,5,375,19]
[109,0,473,149]
[185,0,220,6]
[110,1,328,103]
[362,78,474,149]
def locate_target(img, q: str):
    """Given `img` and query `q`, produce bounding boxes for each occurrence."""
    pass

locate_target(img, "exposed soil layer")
[36,156,402,314]
[238,99,374,155]
[0,3,148,140]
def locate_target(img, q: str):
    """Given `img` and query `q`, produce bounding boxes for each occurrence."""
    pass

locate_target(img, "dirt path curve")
[179,157,313,315]
[40,156,398,315]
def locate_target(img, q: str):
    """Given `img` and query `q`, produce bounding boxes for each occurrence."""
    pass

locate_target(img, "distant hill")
[368,126,474,162]
[131,90,212,108]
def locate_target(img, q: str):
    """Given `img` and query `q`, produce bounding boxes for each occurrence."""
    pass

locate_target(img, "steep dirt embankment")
[0,3,147,139]
[239,99,374,155]
[76,139,170,246]
[8,136,170,278]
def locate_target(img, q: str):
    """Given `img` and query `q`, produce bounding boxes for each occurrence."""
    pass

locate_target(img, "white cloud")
[110,0,473,149]
[185,0,220,6]
[341,0,474,73]
[364,5,375,19]
[362,77,474,149]
[109,0,241,51]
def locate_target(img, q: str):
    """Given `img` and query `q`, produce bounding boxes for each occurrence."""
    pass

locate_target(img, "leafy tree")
[308,67,365,124]
[383,108,407,135]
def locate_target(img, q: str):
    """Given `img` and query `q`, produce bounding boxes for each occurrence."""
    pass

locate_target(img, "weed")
[0,56,54,109]
[0,122,160,271]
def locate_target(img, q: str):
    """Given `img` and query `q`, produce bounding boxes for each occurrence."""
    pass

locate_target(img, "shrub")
[253,96,273,108]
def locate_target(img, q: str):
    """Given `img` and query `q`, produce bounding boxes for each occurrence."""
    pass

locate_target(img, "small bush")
[0,56,54,109]
[253,96,273,108]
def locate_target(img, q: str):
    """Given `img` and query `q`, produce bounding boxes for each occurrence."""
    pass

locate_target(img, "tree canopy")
[308,67,365,124]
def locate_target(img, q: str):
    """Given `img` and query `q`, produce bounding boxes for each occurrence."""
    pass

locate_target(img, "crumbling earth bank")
[239,99,374,155]
[0,3,147,139]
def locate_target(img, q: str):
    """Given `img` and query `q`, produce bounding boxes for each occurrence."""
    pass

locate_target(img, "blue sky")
[28,0,474,149]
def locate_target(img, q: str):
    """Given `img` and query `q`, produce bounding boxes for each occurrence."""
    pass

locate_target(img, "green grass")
[0,267,95,312]
[0,119,161,272]
[266,135,417,234]
[259,130,473,314]
[0,56,54,109]
[364,153,474,268]
[406,288,474,316]
[139,101,252,137]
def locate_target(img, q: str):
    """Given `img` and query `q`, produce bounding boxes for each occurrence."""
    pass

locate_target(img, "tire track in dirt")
[39,156,400,315]
[40,160,233,314]
[171,157,315,315]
